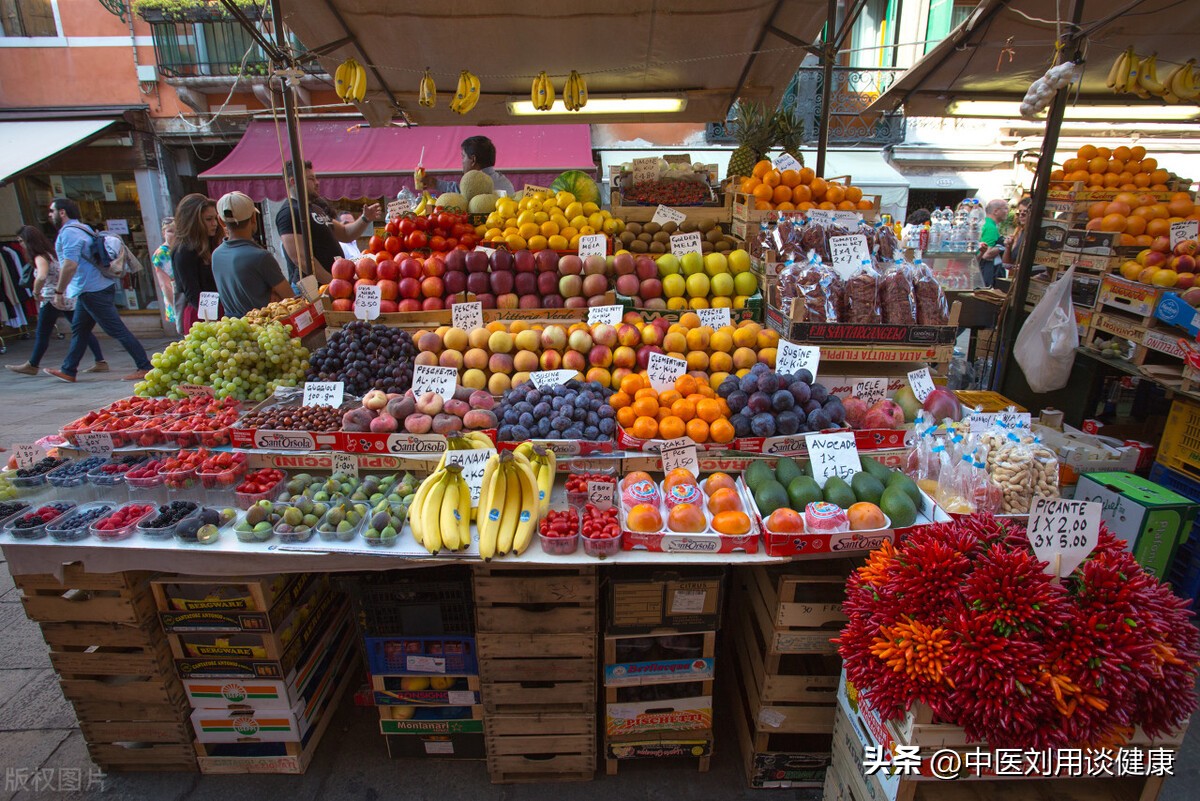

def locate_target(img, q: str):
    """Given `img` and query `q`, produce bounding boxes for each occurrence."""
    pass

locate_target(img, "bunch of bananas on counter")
[450,70,480,114]
[409,464,472,555]
[513,442,555,514]
[563,70,589,111]
[412,191,435,215]
[530,71,556,111]
[335,58,367,103]
[418,68,437,108]
[1108,48,1199,102]
[478,450,541,560]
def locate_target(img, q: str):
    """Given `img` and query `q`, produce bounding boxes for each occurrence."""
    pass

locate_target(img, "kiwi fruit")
[653,231,670,244]
[644,221,661,234]
[701,241,714,253]
[715,240,732,252]
[637,233,653,243]
[662,221,678,234]
[706,229,724,243]
[630,240,648,253]
[680,220,698,233]
[698,219,717,233]
[649,241,666,253]
[626,222,642,235]
[619,231,636,246]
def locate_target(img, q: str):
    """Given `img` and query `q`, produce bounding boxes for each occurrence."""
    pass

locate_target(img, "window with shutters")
[1,0,58,37]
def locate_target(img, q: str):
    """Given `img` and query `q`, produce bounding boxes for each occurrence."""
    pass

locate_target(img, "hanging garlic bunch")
[1019,60,1084,118]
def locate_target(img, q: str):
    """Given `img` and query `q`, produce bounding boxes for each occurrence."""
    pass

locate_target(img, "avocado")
[774,456,804,487]
[880,485,918,527]
[822,476,857,510]
[850,472,885,505]
[786,476,823,512]
[754,480,791,517]
[744,461,776,493]
[887,472,923,509]
[859,455,894,483]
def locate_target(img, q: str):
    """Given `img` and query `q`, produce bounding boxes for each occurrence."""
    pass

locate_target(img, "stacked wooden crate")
[17,565,196,772]
[474,565,598,784]
[152,573,354,774]
[728,562,856,789]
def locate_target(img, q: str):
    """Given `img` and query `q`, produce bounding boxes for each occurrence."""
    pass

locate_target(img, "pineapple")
[726,100,774,179]
[773,109,806,168]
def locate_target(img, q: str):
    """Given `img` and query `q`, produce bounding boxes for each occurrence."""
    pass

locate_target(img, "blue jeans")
[61,286,151,376]
[30,301,103,368]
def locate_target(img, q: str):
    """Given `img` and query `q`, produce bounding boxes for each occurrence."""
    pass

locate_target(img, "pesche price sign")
[354,284,381,320]
[805,431,859,487]
[776,340,820,379]
[1170,219,1198,250]
[451,301,484,332]
[697,307,731,329]
[1028,497,1101,578]
[411,365,457,402]
[445,448,495,506]
[646,353,687,393]
[588,305,624,326]
[303,381,344,408]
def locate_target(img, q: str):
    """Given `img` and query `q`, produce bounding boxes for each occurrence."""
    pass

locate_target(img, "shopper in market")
[276,160,381,287]
[978,198,1010,286]
[5,225,107,377]
[41,198,152,383]
[337,211,363,259]
[414,135,516,197]
[1003,196,1033,271]
[150,216,179,333]
[211,192,295,319]
[172,193,224,334]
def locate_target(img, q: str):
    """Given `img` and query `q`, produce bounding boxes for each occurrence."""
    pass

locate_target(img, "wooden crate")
[605,730,712,775]
[485,714,597,784]
[477,633,597,684]
[735,563,855,658]
[17,568,158,625]
[473,565,597,634]
[1085,313,1189,366]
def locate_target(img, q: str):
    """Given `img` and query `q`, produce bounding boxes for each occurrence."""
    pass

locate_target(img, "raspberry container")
[46,502,115,542]
[126,472,169,506]
[137,501,201,540]
[47,456,108,503]
[90,503,156,542]
[86,456,150,503]
[233,470,287,510]
[5,502,76,541]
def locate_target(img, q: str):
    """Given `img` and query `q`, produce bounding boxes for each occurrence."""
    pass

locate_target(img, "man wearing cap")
[211,192,295,318]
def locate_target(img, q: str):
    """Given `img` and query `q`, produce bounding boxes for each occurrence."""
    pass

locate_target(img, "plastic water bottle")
[968,199,986,246]
[948,206,968,252]
[927,209,944,251]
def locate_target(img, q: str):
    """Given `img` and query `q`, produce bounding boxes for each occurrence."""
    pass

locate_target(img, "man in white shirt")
[338,212,363,259]
[414,135,515,197]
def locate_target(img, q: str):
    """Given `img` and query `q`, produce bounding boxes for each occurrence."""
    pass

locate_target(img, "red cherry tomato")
[398,218,416,237]
[385,220,399,236]
[413,216,430,231]
[368,235,384,252]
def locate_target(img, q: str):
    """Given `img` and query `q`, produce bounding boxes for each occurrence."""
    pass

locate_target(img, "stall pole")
[995,0,1085,391]
[815,0,838,177]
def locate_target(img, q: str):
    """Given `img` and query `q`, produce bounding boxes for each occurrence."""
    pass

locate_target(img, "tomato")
[444,237,458,250]
[436,212,456,230]
[429,235,447,252]
[398,218,415,237]
[385,220,399,236]
[405,230,428,250]
[368,235,384,252]
[413,216,430,231]
[385,236,402,255]
[459,234,477,249]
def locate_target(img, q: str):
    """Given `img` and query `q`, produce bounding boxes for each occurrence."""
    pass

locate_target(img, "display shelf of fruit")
[538,507,580,555]
[136,319,309,401]
[463,248,614,311]
[494,378,616,450]
[477,189,625,252]
[234,469,287,509]
[1053,144,1191,196]
[612,373,735,450]
[234,400,347,438]
[90,503,156,542]
[613,250,759,313]
[736,161,875,215]
[619,469,758,553]
[6,502,74,540]
[307,321,416,397]
[1117,236,1199,290]
[46,502,114,542]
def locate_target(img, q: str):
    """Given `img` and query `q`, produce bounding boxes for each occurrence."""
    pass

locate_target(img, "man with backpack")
[43,198,152,383]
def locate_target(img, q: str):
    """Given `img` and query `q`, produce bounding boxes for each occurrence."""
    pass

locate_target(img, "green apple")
[710,273,735,297]
[703,252,729,277]
[734,272,759,296]
[663,274,686,298]
[681,252,704,276]
[656,253,681,277]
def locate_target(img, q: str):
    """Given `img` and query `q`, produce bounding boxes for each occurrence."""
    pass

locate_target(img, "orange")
[1150,169,1170,185]
[810,177,827,199]
[845,186,863,203]
[762,170,782,188]
[857,199,875,211]
[708,487,744,514]
[837,200,857,210]
[1141,157,1158,173]
[626,503,663,533]
[1096,146,1112,160]
[753,184,774,202]
[752,160,773,178]
[634,387,659,401]
[1146,218,1171,238]
[709,418,735,444]
[1134,173,1152,187]
[658,415,686,440]
[1100,214,1127,232]
[1134,234,1154,247]
[1119,234,1136,246]
[1113,145,1132,161]
[1077,144,1099,160]
[1103,174,1121,188]
[1087,157,1108,173]
[755,199,773,211]
[1130,145,1147,160]
[1168,195,1196,217]
[791,184,812,203]
[825,185,846,204]
[1063,157,1085,173]
[819,201,836,210]
[772,185,792,204]
[620,374,645,395]
[671,398,696,422]
[685,418,710,443]
[1088,173,1105,188]
[797,202,815,211]
[1106,159,1124,174]
[657,389,682,408]
[656,407,671,423]
[616,406,637,428]
[674,375,699,396]
[1124,215,1147,236]
[776,201,796,211]
[712,510,752,536]
[799,167,815,184]
[664,468,698,492]
[609,391,631,410]
[781,169,801,187]
[696,398,723,423]
[703,472,737,495]
[1087,201,1108,219]
[631,396,659,418]
[1051,168,1065,181]
[631,416,658,440]
[848,502,887,531]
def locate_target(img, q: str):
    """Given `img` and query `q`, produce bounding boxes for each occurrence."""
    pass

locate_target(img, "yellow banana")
[510,459,539,555]
[407,465,444,547]
[574,71,588,110]
[1170,59,1199,101]
[439,469,462,551]
[532,71,554,111]
[495,467,522,555]
[477,452,500,521]
[335,60,352,101]
[418,469,448,554]
[1106,48,1129,91]
[532,445,554,514]
[1121,53,1141,94]
[454,470,471,550]
[1138,55,1165,96]
[477,455,506,560]
[452,71,470,114]
[530,72,542,107]
[419,68,436,108]
[457,71,480,114]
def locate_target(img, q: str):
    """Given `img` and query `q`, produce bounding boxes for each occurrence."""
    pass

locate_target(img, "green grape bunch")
[134,318,310,401]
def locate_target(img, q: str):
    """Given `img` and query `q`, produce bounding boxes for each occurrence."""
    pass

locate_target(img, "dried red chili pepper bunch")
[839,513,1200,749]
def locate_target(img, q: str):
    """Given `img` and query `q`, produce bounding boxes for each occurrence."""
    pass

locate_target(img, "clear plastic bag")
[879,258,917,325]
[1015,266,1079,392]
[844,259,880,324]
[913,258,950,325]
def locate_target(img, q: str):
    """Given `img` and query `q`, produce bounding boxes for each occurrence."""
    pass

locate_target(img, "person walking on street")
[173,194,224,333]
[6,225,106,376]
[42,198,151,383]
[211,192,294,318]
[150,216,179,332]
[979,199,1009,287]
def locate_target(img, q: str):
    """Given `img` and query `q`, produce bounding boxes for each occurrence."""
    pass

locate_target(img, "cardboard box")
[762,305,958,347]
[606,732,713,760]
[606,695,713,736]
[1034,217,1070,251]
[1154,291,1200,336]
[606,568,724,634]
[158,573,323,633]
[371,675,481,706]
[364,636,478,675]
[1098,274,1166,318]
[1075,472,1197,579]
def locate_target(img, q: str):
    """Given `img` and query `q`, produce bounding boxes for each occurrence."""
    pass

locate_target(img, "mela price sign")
[1028,497,1101,578]
[805,431,859,486]
[411,365,457,402]
[588,480,615,510]
[659,441,699,477]
[197,292,221,322]
[13,444,40,470]
[829,234,871,273]
[303,381,344,408]
[697,307,731,328]
[451,301,483,332]
[331,451,358,479]
[1170,219,1198,250]
[669,232,703,256]
[528,370,577,390]
[577,234,607,258]
[354,284,381,320]
[445,448,495,506]
[907,367,936,403]
[651,205,687,226]
[853,378,887,406]
[646,353,687,393]
[76,432,113,456]
[776,340,820,379]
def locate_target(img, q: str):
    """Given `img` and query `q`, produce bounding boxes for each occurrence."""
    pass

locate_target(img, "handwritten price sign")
[660,441,699,477]
[13,444,41,469]
[179,384,215,398]
[776,340,820,379]
[907,367,936,403]
[528,370,577,390]
[76,432,113,456]
[303,381,344,408]
[1029,497,1100,578]
[966,411,1032,432]
[331,451,358,479]
[853,378,887,406]
[354,284,381,320]
[805,431,859,487]
[387,198,411,218]
[651,205,687,226]
[670,231,703,256]
[697,307,731,328]
[197,292,221,322]
[451,301,483,332]
[445,448,496,506]
[577,234,607,258]
[411,365,457,402]
[588,305,624,325]
[588,480,615,510]
[646,353,687,393]
[1170,220,1198,250]
[829,234,871,272]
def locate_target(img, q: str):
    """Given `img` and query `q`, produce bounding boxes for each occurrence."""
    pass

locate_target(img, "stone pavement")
[0,331,1197,800]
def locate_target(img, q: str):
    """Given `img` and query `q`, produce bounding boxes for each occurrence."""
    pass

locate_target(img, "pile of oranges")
[611,374,736,444]
[1053,144,1179,193]
[737,160,873,213]
[1084,191,1198,246]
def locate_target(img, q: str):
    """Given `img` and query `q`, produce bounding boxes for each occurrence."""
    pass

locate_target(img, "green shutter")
[925,0,954,54]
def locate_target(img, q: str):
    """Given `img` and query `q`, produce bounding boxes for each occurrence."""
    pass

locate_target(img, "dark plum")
[810,383,830,404]
[731,412,753,439]
[771,389,795,412]
[788,381,811,405]
[726,390,749,413]
[718,377,740,398]
[747,392,773,414]
[807,408,832,430]
[739,374,760,394]
[794,369,813,385]
[803,399,821,414]
[750,412,777,438]
[776,410,801,436]
[824,400,846,425]
[758,372,780,394]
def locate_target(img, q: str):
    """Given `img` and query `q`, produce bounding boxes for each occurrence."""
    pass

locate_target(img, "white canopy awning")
[0,120,117,184]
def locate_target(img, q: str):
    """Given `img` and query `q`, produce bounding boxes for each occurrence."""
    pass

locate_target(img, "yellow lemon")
[560,226,578,240]
[602,217,624,235]
[666,297,689,310]
[541,197,559,211]
[587,212,605,230]
[528,235,549,251]
[505,235,528,250]
[710,295,733,308]
[516,210,537,226]
[556,191,576,207]
[533,211,549,224]
[540,220,560,237]
[569,214,588,229]
[484,227,504,241]
[504,217,518,230]
[688,297,710,309]
[568,234,582,249]
[578,226,596,236]
[496,198,518,217]
[502,227,518,237]
[547,235,568,250]
[582,202,600,216]
[733,295,748,309]
[525,199,543,212]
[518,222,540,240]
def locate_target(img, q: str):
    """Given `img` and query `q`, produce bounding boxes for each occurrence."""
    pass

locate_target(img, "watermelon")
[550,170,599,204]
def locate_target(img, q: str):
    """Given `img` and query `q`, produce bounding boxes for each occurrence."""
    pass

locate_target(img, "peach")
[415,351,439,366]
[667,503,706,533]
[567,329,593,353]
[539,350,563,370]
[487,372,511,395]
[468,328,491,349]
[617,324,642,347]
[488,352,514,374]
[591,323,618,347]
[514,329,541,353]
[438,349,464,369]
[562,350,587,372]
[612,345,637,369]
[586,367,612,386]
[540,325,568,352]
[463,348,489,370]
[461,369,487,390]
[513,350,540,373]
[641,325,663,347]
[589,345,613,368]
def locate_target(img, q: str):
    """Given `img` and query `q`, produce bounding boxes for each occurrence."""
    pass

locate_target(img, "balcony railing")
[149,19,318,79]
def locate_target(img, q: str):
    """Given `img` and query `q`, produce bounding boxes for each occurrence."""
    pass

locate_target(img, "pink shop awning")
[199,120,595,201]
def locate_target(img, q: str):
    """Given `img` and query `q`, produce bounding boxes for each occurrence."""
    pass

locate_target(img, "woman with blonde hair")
[172,194,224,333]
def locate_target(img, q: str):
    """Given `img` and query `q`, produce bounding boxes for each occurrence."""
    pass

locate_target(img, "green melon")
[550,170,600,204]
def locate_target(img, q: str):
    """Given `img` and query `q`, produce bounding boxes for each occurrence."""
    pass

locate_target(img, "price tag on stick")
[445,448,496,506]
[776,340,820,379]
[1028,497,1101,578]
[303,381,344,408]
[588,480,615,510]
[588,305,624,325]
[528,370,577,390]
[387,198,411,218]
[774,153,802,172]
[660,441,699,476]
[197,292,220,322]
[577,234,607,258]
[331,451,358,479]
[411,365,457,402]
[298,275,319,301]
[907,367,936,403]
[76,432,113,456]
[646,353,687,393]
[805,431,860,487]
[452,301,483,332]
[179,384,215,398]
[697,307,731,328]
[354,284,381,320]
[13,444,40,469]
[853,378,887,405]
[828,235,871,273]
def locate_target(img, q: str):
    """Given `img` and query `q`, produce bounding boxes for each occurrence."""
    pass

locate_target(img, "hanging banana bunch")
[450,70,480,114]
[1107,47,1200,104]
[418,68,437,108]
[530,71,555,111]
[563,70,588,111]
[334,58,367,103]
[1163,59,1200,103]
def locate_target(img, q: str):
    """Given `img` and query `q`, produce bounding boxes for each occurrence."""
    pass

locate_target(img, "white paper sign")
[670,588,708,614]
[1028,497,1101,578]
[776,340,820,379]
[577,234,607,258]
[774,153,802,172]
[807,209,836,225]
[447,691,475,705]
[331,451,358,478]
[833,211,863,227]
[588,305,624,325]
[660,442,700,476]
[907,367,935,403]
[522,184,552,196]
[646,353,687,393]
[853,378,887,406]
[669,232,703,256]
[829,234,871,271]
[451,301,483,332]
[13,444,40,469]
[387,198,411,218]
[406,655,446,673]
[303,381,344,408]
[105,219,129,235]
[966,411,1032,432]
[588,480,615,510]
[805,431,860,486]
[445,448,495,506]
[631,158,659,185]
[697,307,731,328]
[1170,220,1198,250]
[528,370,577,390]
[298,275,319,301]
[76,432,113,455]
[411,365,457,402]
[354,284,381,320]
[179,383,215,398]
[197,291,221,322]
[651,205,687,226]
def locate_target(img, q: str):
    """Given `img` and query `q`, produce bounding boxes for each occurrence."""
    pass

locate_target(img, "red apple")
[514,272,538,296]
[490,271,515,295]
[398,298,422,312]
[398,277,421,299]
[537,271,559,295]
[443,271,467,295]
[513,249,536,273]
[466,272,490,295]
[422,297,444,311]
[379,299,398,313]
[541,294,564,308]
[559,255,583,276]
[465,250,490,273]
[424,255,445,277]
[444,249,467,273]
[331,298,353,311]
[421,276,444,298]
[491,249,514,273]
[613,253,635,276]
[615,274,639,296]
[476,293,496,309]
[399,258,423,280]
[355,258,377,281]
[378,279,399,301]
[331,258,355,281]
[376,259,398,281]
[535,249,560,273]
[640,278,663,299]
[328,278,353,299]
[635,256,658,281]
[519,294,542,309]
